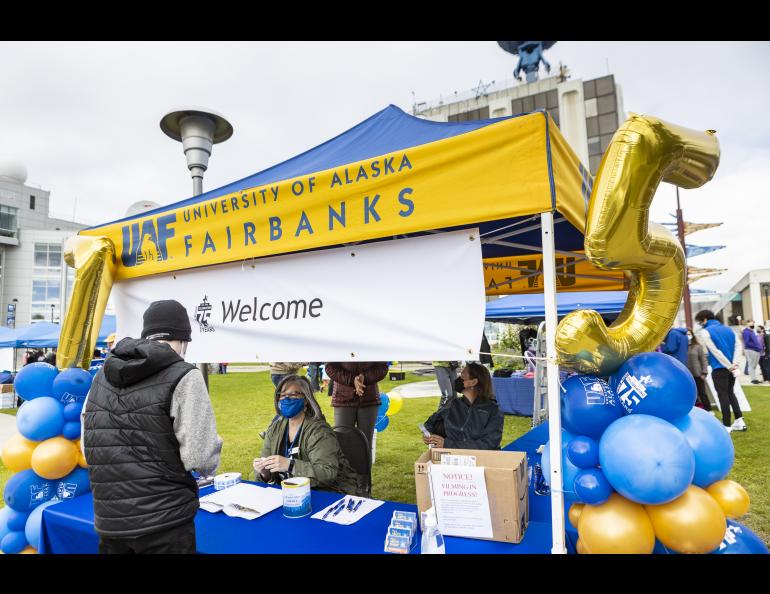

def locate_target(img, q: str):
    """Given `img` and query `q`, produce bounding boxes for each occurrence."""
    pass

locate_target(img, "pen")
[346,498,356,511]
[332,498,348,517]
[353,499,363,512]
[322,499,345,520]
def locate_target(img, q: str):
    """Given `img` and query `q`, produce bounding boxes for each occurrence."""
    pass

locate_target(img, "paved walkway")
[0,412,17,445]
[389,379,441,399]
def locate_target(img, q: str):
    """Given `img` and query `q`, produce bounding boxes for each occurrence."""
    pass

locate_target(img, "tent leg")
[541,211,566,554]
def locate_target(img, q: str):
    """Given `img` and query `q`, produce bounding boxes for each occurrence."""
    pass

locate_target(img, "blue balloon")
[1,530,28,554]
[610,352,696,422]
[711,520,769,554]
[52,367,92,405]
[63,401,84,422]
[0,506,13,542]
[378,393,390,417]
[25,499,60,551]
[3,469,57,513]
[16,397,65,441]
[13,362,58,401]
[375,415,390,432]
[6,508,29,532]
[672,407,734,487]
[560,375,624,440]
[567,435,600,469]
[599,414,694,505]
[540,429,581,500]
[573,468,613,505]
[62,421,81,440]
[89,366,101,377]
[54,467,91,500]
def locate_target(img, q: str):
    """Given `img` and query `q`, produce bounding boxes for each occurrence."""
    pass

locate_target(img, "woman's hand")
[427,435,445,448]
[260,455,291,473]
[422,433,432,445]
[354,374,366,396]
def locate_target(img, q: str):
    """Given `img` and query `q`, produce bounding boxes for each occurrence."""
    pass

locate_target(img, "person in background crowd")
[759,324,770,382]
[686,329,711,411]
[432,360,459,409]
[422,362,503,450]
[44,349,57,366]
[105,333,116,354]
[218,363,228,374]
[326,362,388,449]
[694,310,746,433]
[479,332,494,369]
[254,375,362,495]
[306,362,322,392]
[518,327,538,359]
[661,326,689,367]
[741,320,764,385]
[269,362,307,388]
[82,300,222,554]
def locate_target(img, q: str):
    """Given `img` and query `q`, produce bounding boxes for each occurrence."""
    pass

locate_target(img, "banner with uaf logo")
[111,230,485,363]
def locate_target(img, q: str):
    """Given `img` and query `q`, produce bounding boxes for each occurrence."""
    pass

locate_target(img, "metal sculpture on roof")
[497,41,557,83]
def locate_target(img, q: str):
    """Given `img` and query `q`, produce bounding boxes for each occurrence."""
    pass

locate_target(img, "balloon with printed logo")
[63,401,84,422]
[62,421,81,440]
[577,493,656,554]
[541,429,580,501]
[712,520,769,554]
[706,480,750,519]
[1,433,39,473]
[375,415,390,432]
[24,499,60,551]
[1,531,28,554]
[568,503,584,529]
[16,397,65,442]
[646,485,726,554]
[566,435,600,469]
[609,352,696,422]
[54,467,91,500]
[560,375,624,440]
[30,436,79,480]
[672,407,734,487]
[51,367,92,405]
[599,414,694,505]
[574,468,613,505]
[12,362,58,401]
[3,469,57,513]
[386,394,402,416]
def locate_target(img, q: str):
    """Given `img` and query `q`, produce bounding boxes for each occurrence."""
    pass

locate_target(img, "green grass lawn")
[1,375,768,546]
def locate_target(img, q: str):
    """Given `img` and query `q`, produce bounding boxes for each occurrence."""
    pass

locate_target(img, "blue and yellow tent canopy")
[81,105,614,294]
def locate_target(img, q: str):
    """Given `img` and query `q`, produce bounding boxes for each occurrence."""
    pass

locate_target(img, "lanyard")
[284,422,303,459]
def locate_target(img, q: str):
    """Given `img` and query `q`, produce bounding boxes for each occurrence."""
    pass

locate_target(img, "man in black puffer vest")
[82,300,222,554]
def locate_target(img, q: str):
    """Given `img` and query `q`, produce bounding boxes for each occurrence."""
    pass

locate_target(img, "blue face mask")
[279,398,305,418]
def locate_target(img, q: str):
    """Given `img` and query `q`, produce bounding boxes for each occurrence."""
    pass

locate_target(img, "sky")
[1,41,768,293]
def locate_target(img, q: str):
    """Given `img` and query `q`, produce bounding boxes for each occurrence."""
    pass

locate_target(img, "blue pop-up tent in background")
[485,291,628,324]
[0,315,116,349]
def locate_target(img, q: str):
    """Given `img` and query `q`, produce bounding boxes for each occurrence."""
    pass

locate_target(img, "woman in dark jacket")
[686,329,712,411]
[423,362,504,450]
[325,362,389,450]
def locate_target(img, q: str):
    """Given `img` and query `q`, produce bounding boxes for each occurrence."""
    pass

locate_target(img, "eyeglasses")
[279,392,305,400]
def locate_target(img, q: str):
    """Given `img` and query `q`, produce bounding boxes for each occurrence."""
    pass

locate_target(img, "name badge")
[290,447,300,456]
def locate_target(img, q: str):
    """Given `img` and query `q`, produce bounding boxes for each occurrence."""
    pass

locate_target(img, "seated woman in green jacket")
[253,375,364,495]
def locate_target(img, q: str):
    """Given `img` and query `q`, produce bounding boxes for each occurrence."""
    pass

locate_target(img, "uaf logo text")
[121,214,176,267]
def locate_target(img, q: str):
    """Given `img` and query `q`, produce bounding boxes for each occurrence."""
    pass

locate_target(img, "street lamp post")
[50,304,55,323]
[160,107,233,390]
[676,187,694,330]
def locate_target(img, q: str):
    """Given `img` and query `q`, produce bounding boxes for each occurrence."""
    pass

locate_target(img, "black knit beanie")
[141,300,192,342]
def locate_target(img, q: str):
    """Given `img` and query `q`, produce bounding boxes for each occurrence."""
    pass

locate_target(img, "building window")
[447,106,490,122]
[583,80,597,100]
[595,75,615,97]
[588,136,602,156]
[585,98,598,118]
[548,107,560,127]
[586,116,599,138]
[30,195,36,210]
[0,205,19,238]
[598,113,618,135]
[31,243,63,323]
[511,98,523,114]
[534,92,547,110]
[597,94,616,116]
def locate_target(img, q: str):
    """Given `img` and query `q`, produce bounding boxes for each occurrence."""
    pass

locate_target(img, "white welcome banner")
[112,229,485,363]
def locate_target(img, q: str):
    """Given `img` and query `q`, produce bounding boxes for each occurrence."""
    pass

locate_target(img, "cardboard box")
[414,448,528,544]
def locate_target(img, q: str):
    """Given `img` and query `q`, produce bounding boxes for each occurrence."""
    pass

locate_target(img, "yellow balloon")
[578,493,655,554]
[706,480,750,519]
[19,546,37,554]
[555,114,720,375]
[386,394,403,417]
[30,437,79,480]
[576,539,589,554]
[71,439,88,468]
[568,503,584,529]
[1,433,39,473]
[646,485,726,554]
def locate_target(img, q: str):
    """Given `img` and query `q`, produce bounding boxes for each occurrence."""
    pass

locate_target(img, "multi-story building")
[0,161,86,328]
[414,72,625,175]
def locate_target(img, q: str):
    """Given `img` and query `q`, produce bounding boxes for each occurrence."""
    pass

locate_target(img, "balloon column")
[555,353,762,554]
[1,364,93,554]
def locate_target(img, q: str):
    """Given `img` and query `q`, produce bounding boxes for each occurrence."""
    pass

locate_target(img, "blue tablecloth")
[493,376,535,416]
[41,479,554,554]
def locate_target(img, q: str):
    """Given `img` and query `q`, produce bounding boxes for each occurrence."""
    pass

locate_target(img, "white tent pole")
[541,211,567,554]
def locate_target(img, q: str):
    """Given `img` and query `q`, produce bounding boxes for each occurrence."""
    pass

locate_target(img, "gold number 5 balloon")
[556,114,720,376]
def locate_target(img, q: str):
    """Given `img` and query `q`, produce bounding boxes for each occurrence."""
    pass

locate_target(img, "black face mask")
[454,377,466,393]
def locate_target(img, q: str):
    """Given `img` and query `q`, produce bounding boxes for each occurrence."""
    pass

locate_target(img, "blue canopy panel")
[485,290,629,324]
[86,105,587,260]
[0,316,117,349]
